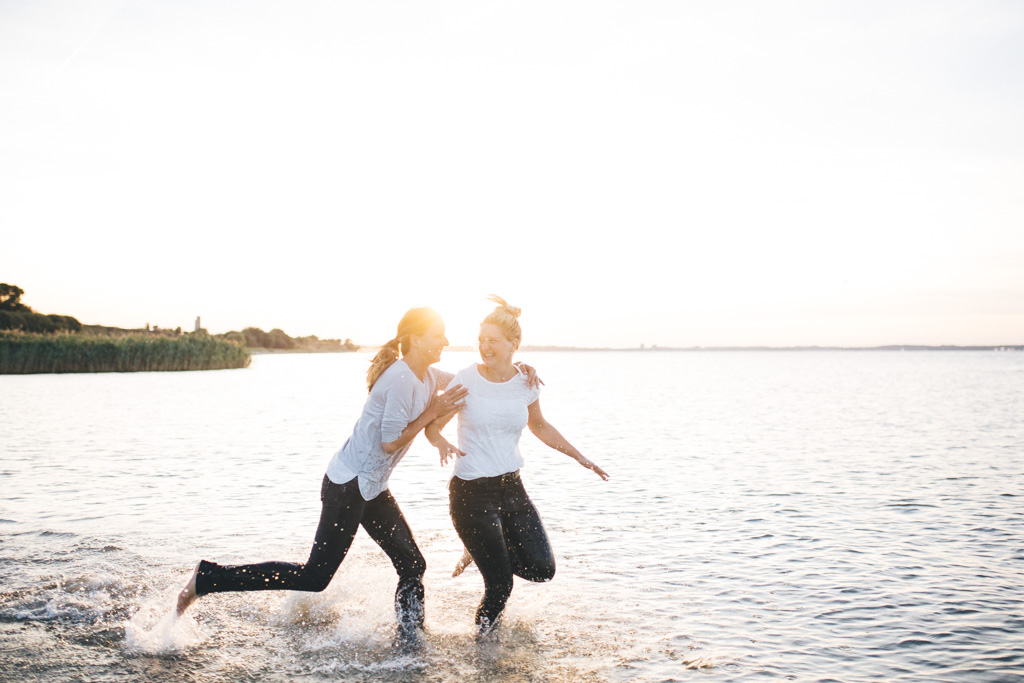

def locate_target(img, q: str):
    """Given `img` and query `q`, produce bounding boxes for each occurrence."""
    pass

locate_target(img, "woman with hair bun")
[175,306,468,642]
[426,295,609,635]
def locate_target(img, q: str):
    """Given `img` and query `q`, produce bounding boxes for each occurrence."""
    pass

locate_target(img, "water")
[2,350,1023,682]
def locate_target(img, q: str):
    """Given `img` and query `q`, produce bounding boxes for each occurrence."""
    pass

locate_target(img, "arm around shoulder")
[381,381,468,454]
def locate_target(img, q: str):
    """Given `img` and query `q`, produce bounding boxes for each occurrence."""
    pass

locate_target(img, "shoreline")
[0,331,250,374]
[248,347,361,355]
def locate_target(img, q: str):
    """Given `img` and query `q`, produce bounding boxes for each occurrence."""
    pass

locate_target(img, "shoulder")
[442,364,476,385]
[455,364,478,381]
[429,365,461,389]
[516,372,541,401]
[376,361,416,393]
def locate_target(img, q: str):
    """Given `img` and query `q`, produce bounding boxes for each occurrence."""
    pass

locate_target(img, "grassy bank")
[0,332,251,374]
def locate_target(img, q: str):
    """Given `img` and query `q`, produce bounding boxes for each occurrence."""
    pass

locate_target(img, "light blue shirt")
[326,360,453,500]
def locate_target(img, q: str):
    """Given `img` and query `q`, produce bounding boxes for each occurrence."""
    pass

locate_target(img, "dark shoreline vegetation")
[2,283,1020,375]
[0,283,358,375]
[0,331,251,374]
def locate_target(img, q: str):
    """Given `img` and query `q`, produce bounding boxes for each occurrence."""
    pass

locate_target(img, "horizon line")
[442,344,1024,352]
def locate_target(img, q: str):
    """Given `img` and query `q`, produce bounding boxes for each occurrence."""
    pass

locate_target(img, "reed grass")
[0,331,251,374]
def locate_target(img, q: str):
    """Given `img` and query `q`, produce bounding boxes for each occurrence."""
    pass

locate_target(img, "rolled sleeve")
[380,388,415,443]
[432,368,455,391]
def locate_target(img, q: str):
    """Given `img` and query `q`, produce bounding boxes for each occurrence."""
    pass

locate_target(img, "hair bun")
[487,294,521,318]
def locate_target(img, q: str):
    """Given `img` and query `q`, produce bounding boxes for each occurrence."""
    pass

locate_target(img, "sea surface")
[2,350,1023,682]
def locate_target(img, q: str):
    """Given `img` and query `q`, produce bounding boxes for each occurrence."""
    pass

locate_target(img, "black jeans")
[195,475,426,630]
[449,471,555,631]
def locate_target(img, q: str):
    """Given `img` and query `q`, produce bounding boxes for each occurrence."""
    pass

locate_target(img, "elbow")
[381,441,400,455]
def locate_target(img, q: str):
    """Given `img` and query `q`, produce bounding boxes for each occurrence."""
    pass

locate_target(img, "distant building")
[195,316,201,332]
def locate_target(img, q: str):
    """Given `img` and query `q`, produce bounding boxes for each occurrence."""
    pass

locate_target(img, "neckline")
[398,359,429,384]
[475,364,517,385]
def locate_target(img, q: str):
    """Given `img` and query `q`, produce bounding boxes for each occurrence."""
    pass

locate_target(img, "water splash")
[123,596,203,654]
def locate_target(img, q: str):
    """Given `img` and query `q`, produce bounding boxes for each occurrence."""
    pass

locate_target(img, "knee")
[412,556,426,578]
[529,559,556,583]
[400,552,426,580]
[486,577,514,601]
[309,579,331,593]
[301,562,335,592]
[306,572,333,593]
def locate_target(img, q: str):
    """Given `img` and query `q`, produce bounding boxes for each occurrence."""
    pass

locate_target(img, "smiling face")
[478,322,517,369]
[409,319,448,365]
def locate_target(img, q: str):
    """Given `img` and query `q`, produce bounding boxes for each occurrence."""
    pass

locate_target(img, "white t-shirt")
[326,360,453,500]
[450,364,541,480]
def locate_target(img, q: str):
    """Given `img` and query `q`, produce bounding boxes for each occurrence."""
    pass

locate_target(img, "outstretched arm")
[527,399,609,480]
[382,383,468,454]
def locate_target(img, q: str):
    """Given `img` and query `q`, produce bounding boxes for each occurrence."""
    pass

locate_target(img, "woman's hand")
[427,383,468,421]
[513,362,544,389]
[576,455,609,481]
[435,438,466,466]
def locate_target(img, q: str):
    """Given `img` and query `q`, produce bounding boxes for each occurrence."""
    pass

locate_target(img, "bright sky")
[2,1,1022,347]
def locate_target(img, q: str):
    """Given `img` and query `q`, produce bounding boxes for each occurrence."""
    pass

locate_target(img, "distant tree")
[267,328,296,349]
[235,327,300,349]
[0,311,24,330]
[242,327,269,348]
[58,315,82,332]
[219,331,247,346]
[0,310,81,333]
[0,284,32,312]
[45,314,82,333]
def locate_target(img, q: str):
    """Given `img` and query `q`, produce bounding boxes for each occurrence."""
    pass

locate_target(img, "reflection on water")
[2,351,1023,681]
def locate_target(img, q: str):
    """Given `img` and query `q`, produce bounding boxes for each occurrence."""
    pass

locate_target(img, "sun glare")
[422,294,494,349]
[3,2,1022,348]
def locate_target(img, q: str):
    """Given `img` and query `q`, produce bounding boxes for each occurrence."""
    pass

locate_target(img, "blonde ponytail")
[366,338,401,391]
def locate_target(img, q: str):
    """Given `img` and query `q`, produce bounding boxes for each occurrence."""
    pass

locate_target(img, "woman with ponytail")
[175,306,469,643]
[426,296,609,635]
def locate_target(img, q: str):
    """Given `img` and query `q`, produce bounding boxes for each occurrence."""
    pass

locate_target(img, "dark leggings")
[195,475,426,630]
[449,471,555,631]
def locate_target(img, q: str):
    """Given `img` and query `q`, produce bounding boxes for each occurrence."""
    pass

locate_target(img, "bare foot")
[176,562,200,616]
[452,548,474,577]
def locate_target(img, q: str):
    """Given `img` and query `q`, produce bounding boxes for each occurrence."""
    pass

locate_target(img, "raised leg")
[182,476,364,610]
[452,547,475,577]
[502,479,555,583]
